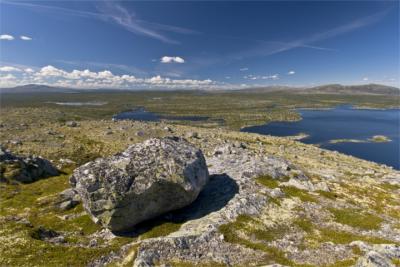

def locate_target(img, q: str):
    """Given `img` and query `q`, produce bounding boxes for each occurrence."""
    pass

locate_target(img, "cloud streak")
[2,0,197,44]
[228,9,389,61]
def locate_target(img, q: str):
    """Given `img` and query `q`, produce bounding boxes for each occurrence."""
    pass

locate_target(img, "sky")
[0,0,399,90]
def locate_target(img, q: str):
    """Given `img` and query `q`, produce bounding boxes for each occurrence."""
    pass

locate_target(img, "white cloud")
[244,74,280,80]
[268,74,280,80]
[0,65,220,89]
[0,74,16,80]
[160,56,185,64]
[0,66,22,72]
[24,68,35,73]
[20,35,32,41]
[363,77,369,81]
[288,70,295,75]
[0,34,14,40]
[240,67,249,71]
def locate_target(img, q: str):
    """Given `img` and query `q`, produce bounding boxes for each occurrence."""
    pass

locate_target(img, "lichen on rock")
[70,136,209,232]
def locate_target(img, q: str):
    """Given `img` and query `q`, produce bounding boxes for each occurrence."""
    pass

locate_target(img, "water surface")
[242,105,400,169]
[114,107,209,122]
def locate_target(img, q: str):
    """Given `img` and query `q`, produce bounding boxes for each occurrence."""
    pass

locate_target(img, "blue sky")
[0,0,398,89]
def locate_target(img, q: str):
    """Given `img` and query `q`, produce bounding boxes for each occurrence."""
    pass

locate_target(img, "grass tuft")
[328,208,383,230]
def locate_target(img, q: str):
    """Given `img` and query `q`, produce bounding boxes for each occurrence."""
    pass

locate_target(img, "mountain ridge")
[0,83,399,95]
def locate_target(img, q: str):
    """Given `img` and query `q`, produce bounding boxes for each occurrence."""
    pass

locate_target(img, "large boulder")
[0,146,59,183]
[70,137,209,232]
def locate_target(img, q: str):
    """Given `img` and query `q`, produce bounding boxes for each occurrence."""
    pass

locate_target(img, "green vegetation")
[316,227,392,245]
[219,215,287,264]
[281,186,317,203]
[380,182,400,191]
[293,218,314,233]
[329,139,366,144]
[0,171,135,266]
[392,258,400,266]
[317,190,338,200]
[168,260,227,267]
[328,208,383,230]
[218,215,314,266]
[326,259,357,267]
[256,175,280,188]
[1,90,398,130]
[139,221,182,239]
[369,135,392,143]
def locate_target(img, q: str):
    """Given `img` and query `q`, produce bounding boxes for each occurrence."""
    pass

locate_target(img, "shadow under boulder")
[116,173,238,237]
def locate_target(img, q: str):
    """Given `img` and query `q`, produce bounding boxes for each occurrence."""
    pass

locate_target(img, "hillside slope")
[0,107,399,266]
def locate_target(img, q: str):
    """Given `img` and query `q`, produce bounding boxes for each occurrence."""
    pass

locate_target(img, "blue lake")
[113,107,209,122]
[241,106,400,170]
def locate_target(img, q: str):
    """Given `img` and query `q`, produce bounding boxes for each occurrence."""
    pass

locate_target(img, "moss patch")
[293,218,314,233]
[281,186,317,203]
[316,227,392,245]
[328,208,383,230]
[256,175,280,189]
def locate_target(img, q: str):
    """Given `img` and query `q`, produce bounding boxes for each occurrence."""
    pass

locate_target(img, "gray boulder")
[0,147,59,183]
[57,188,81,210]
[70,137,209,232]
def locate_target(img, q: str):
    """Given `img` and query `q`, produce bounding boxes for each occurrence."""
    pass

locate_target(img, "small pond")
[113,107,209,122]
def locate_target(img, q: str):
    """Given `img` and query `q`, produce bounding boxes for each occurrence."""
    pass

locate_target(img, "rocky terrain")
[1,107,400,267]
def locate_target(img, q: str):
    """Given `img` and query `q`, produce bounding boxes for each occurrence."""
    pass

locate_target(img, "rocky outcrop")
[133,142,309,266]
[352,242,400,267]
[70,137,209,232]
[0,146,59,183]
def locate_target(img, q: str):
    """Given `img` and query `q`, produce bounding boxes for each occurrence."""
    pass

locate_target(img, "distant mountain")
[298,84,399,96]
[1,83,399,95]
[232,85,295,93]
[0,84,74,94]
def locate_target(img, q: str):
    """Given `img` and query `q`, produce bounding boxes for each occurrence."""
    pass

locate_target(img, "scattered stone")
[17,218,33,227]
[0,147,58,183]
[30,226,60,241]
[233,141,247,149]
[66,121,78,127]
[105,130,113,135]
[164,126,173,132]
[314,181,330,192]
[10,140,23,145]
[70,137,209,232]
[136,131,145,137]
[270,188,285,198]
[186,131,199,139]
[58,188,80,210]
[351,241,400,267]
